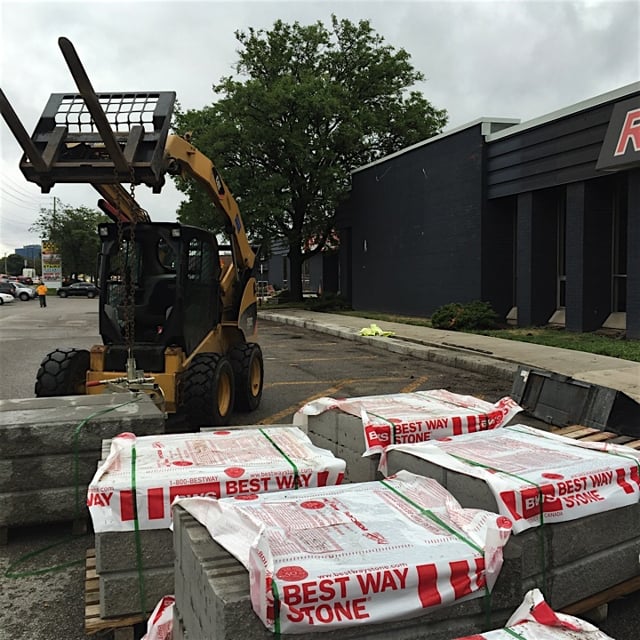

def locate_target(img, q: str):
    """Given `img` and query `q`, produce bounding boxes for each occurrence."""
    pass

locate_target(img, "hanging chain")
[111,166,137,372]
[126,172,137,358]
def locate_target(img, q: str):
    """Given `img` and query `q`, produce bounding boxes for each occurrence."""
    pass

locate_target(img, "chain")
[126,173,137,357]
[110,167,137,363]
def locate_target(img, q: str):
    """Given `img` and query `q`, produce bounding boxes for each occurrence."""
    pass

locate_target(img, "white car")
[0,292,15,305]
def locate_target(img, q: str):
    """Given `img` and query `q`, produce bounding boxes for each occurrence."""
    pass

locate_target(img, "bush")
[304,292,352,312]
[275,289,293,303]
[430,300,499,331]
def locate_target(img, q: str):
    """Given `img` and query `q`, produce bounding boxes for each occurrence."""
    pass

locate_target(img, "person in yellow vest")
[36,281,48,308]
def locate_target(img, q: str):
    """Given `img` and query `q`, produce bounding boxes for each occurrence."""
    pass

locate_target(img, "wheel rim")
[217,369,233,416]
[249,356,262,397]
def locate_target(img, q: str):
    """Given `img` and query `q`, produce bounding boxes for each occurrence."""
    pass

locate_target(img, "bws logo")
[364,424,392,446]
[499,485,562,521]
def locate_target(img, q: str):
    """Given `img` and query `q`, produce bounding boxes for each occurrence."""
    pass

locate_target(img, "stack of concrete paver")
[94,439,175,618]
[171,505,520,640]
[302,409,381,483]
[170,497,640,638]
[384,438,640,610]
[92,426,346,619]
[0,393,165,543]
[298,392,520,484]
[95,528,174,618]
[94,427,288,618]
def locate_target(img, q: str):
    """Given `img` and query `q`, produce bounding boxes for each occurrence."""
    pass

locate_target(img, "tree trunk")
[288,245,304,302]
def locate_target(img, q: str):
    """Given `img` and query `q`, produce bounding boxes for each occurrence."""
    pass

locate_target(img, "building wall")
[481,196,517,318]
[486,85,639,337]
[485,99,614,198]
[342,125,485,316]
[628,168,640,338]
[341,85,639,337]
[263,243,327,294]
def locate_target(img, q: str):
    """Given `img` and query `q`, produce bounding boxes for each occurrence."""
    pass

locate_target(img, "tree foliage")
[3,253,36,275]
[173,15,448,300]
[30,202,107,278]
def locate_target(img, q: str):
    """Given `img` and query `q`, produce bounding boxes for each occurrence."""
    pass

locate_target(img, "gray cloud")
[1,0,638,255]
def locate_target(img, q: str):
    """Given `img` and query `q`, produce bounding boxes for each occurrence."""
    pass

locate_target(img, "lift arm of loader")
[163,135,256,272]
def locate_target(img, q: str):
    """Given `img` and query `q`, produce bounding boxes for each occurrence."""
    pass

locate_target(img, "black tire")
[19,292,30,301]
[229,343,264,412]
[0,298,3,305]
[180,353,235,427]
[58,290,68,298]
[35,348,90,396]
[87,291,96,299]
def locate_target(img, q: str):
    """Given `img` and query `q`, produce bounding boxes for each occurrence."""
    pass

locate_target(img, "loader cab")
[97,222,222,367]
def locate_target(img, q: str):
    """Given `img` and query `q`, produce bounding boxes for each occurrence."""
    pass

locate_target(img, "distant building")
[15,244,41,261]
[262,238,338,295]
[338,83,640,339]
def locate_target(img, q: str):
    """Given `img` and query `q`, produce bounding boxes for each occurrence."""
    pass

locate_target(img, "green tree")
[174,15,448,300]
[30,202,107,279]
[3,254,30,275]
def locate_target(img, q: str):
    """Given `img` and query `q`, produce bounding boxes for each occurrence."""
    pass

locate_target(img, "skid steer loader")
[0,37,263,427]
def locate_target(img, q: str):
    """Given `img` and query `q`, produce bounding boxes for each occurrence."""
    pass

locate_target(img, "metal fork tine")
[58,36,131,175]
[0,88,49,172]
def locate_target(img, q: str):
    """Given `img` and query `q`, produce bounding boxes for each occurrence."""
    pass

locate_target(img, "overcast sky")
[1,0,638,258]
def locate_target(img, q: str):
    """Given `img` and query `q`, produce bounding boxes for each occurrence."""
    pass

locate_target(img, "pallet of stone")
[93,429,291,619]
[456,588,615,640]
[296,390,521,484]
[89,427,346,533]
[0,393,165,543]
[382,424,640,610]
[171,504,518,640]
[92,425,346,618]
[85,548,147,639]
[171,491,640,640]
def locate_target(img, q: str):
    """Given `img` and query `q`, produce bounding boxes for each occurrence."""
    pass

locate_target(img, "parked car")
[14,283,37,301]
[56,281,100,298]
[0,282,17,298]
[0,292,15,305]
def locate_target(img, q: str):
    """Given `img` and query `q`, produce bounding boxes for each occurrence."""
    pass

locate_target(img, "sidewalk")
[258,309,640,403]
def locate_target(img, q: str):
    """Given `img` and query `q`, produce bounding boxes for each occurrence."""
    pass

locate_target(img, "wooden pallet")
[550,423,640,450]
[85,549,146,639]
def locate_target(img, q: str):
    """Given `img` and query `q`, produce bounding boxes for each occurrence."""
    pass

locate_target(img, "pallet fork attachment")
[0,37,175,193]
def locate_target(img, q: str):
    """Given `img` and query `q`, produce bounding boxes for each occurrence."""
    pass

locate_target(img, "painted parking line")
[262,380,356,424]
[262,375,431,425]
[399,375,430,393]
[264,376,402,387]
[289,355,380,362]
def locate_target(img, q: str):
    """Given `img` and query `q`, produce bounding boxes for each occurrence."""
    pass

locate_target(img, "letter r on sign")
[615,108,640,155]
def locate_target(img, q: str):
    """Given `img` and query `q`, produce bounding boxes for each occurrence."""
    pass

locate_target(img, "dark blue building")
[338,83,640,339]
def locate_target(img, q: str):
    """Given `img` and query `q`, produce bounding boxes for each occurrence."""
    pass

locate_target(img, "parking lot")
[0,297,636,639]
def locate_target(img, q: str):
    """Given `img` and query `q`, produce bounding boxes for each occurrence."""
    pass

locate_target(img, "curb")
[260,312,518,383]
